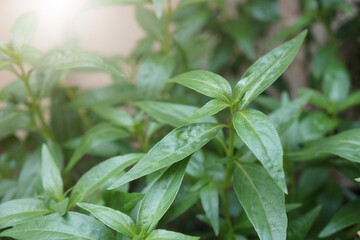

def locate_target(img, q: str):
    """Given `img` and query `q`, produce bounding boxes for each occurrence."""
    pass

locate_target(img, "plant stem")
[162,0,172,54]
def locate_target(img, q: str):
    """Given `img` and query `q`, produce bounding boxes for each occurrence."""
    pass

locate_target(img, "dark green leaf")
[69,153,143,208]
[0,199,51,229]
[166,70,232,103]
[234,30,307,108]
[287,205,321,240]
[102,191,144,215]
[137,160,188,236]
[146,229,199,240]
[108,123,223,189]
[233,109,287,193]
[312,44,338,80]
[200,183,219,235]
[10,12,38,49]
[233,162,287,240]
[186,99,229,122]
[78,202,136,238]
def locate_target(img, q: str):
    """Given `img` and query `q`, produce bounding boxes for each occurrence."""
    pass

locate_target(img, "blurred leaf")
[186,99,229,122]
[152,0,165,18]
[287,206,321,240]
[339,90,360,111]
[10,12,38,50]
[233,162,287,240]
[84,0,150,9]
[312,45,338,80]
[146,229,199,240]
[109,123,223,189]
[102,191,144,215]
[233,109,287,193]
[0,106,30,140]
[49,198,69,216]
[299,112,338,142]
[136,7,165,41]
[299,88,330,111]
[92,105,134,129]
[200,183,219,235]
[244,0,280,22]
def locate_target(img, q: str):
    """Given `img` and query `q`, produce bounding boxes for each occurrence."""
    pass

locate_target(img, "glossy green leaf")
[166,70,232,103]
[137,160,188,236]
[91,105,134,129]
[108,123,223,189]
[233,162,287,240]
[287,128,360,163]
[136,101,216,127]
[200,183,219,235]
[287,206,321,240]
[69,153,143,208]
[233,109,287,193]
[146,229,199,240]
[136,7,165,41]
[0,212,115,240]
[339,90,360,111]
[319,199,360,238]
[0,199,51,229]
[234,30,307,108]
[10,12,38,49]
[152,0,165,18]
[41,144,63,201]
[78,202,136,238]
[37,49,123,78]
[65,123,130,172]
[186,99,229,122]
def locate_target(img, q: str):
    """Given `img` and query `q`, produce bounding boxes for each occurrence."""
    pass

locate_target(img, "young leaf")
[319,199,360,238]
[137,160,188,236]
[145,229,199,240]
[152,0,165,18]
[0,199,51,229]
[108,123,223,189]
[91,105,134,129]
[65,123,130,172]
[50,198,69,216]
[287,205,321,240]
[10,12,38,49]
[166,70,233,103]
[339,90,360,111]
[234,30,307,108]
[233,109,287,193]
[77,202,136,238]
[69,153,143,208]
[41,144,63,201]
[200,183,219,236]
[233,162,287,240]
[0,212,115,240]
[185,99,229,122]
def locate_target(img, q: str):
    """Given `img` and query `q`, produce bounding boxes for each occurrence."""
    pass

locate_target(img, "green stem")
[162,0,172,54]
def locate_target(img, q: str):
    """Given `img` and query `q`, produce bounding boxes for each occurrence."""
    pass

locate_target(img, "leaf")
[200,183,219,235]
[233,109,287,193]
[102,191,144,215]
[299,112,338,142]
[10,12,38,49]
[50,198,69,216]
[234,30,307,108]
[137,160,188,236]
[0,106,30,140]
[136,7,165,41]
[287,128,360,163]
[65,123,130,172]
[136,101,216,127]
[185,99,229,122]
[137,54,175,99]
[312,44,338,80]
[355,177,360,182]
[91,105,134,129]
[41,144,63,201]
[299,88,330,111]
[339,90,360,111]
[152,0,165,18]
[166,70,233,103]
[0,212,115,240]
[37,49,123,78]
[69,153,143,208]
[145,229,199,240]
[78,202,136,238]
[0,58,12,71]
[287,205,321,240]
[108,123,223,189]
[233,162,287,240]
[84,0,151,9]
[319,198,360,238]
[0,199,51,229]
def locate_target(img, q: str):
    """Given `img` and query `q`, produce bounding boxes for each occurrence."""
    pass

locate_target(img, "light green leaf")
[233,109,287,193]
[137,160,188,236]
[37,49,123,78]
[167,70,233,103]
[234,30,307,108]
[0,106,30,140]
[186,99,229,122]
[200,183,219,235]
[91,105,134,129]
[356,177,360,182]
[299,112,338,142]
[152,0,165,18]
[319,199,360,238]
[0,199,51,229]
[49,198,69,216]
[299,88,330,111]
[69,153,143,208]
[136,7,165,41]
[146,229,199,240]
[0,58,12,71]
[287,128,360,163]
[78,202,136,238]
[287,205,321,240]
[108,123,223,189]
[41,144,63,201]
[65,123,130,172]
[136,101,216,127]
[0,212,115,240]
[339,90,360,111]
[84,0,150,9]
[10,12,38,49]
[233,162,287,240]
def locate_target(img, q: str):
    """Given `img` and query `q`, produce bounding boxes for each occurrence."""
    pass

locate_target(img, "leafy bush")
[0,1,359,240]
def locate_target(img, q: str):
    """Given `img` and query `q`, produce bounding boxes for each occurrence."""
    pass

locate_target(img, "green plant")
[1,1,360,240]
